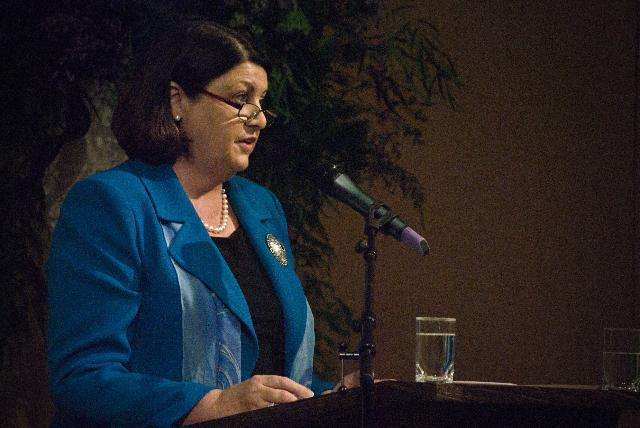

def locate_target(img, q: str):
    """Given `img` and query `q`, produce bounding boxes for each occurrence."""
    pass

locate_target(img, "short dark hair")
[112,21,265,165]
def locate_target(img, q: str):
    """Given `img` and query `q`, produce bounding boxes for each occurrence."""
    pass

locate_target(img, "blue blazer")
[47,160,330,426]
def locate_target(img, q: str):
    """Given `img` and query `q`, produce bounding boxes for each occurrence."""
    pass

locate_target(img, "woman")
[47,21,333,425]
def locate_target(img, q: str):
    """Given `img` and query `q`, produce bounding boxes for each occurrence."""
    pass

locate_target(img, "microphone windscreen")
[400,227,430,256]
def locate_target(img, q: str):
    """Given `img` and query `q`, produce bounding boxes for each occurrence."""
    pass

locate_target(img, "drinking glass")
[602,328,640,392]
[416,317,456,383]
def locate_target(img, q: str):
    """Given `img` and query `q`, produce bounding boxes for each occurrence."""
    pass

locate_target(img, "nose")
[245,110,267,130]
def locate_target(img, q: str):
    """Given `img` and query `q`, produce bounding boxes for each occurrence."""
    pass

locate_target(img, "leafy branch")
[6,0,460,381]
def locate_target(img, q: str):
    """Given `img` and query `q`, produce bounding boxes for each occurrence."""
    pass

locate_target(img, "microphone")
[319,164,430,256]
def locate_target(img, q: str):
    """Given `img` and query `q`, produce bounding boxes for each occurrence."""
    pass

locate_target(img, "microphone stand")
[340,201,397,427]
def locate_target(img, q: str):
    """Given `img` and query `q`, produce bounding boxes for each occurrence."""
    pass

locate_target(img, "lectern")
[197,381,640,427]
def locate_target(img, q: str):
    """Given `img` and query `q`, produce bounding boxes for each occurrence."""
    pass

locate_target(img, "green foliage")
[15,0,460,379]
[213,1,460,376]
[277,8,312,35]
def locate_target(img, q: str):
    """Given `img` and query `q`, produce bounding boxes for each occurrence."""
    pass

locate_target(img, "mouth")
[236,137,258,153]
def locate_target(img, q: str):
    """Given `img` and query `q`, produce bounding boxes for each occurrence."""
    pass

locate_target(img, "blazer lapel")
[134,162,255,343]
[226,177,308,376]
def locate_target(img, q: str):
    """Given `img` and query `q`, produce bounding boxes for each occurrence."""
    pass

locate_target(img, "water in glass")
[603,351,640,392]
[415,332,455,382]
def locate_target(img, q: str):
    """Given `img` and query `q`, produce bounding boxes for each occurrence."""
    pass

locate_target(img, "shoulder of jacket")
[84,161,146,187]
[66,161,148,207]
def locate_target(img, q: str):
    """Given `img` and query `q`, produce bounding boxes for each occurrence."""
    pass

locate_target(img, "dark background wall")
[323,0,638,385]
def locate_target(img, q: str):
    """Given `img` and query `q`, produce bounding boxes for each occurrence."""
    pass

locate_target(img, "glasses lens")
[238,104,258,119]
[238,104,274,127]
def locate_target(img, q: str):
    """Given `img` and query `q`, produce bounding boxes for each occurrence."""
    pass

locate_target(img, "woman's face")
[171,61,268,179]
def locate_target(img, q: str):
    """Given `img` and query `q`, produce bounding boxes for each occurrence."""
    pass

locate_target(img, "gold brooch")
[265,234,288,267]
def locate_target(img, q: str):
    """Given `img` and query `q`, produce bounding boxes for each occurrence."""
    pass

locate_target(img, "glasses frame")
[198,89,276,125]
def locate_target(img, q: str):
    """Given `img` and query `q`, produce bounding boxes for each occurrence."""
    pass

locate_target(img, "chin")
[231,157,250,173]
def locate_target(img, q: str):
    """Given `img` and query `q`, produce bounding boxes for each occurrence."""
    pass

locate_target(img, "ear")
[170,81,188,120]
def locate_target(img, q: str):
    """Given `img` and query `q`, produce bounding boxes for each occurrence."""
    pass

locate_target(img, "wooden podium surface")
[199,381,640,427]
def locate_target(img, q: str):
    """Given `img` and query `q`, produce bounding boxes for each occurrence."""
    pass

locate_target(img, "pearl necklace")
[201,187,229,234]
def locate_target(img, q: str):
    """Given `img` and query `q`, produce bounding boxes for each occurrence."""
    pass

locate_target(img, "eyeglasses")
[199,89,276,127]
